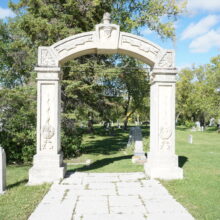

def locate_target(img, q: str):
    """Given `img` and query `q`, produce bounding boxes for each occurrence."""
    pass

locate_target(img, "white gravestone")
[209,118,215,126]
[188,135,193,144]
[131,127,147,164]
[195,121,201,131]
[0,147,6,194]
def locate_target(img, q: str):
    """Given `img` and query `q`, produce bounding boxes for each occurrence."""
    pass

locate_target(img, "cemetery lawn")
[66,126,148,173]
[162,127,220,220]
[0,165,50,220]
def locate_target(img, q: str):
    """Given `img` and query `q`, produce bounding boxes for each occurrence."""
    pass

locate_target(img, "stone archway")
[29,13,183,185]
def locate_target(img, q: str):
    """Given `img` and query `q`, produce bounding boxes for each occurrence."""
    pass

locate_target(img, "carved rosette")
[41,96,55,150]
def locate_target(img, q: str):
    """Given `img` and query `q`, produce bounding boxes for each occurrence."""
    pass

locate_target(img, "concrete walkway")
[29,172,194,220]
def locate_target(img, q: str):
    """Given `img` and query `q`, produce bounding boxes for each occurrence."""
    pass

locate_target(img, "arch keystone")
[95,13,120,54]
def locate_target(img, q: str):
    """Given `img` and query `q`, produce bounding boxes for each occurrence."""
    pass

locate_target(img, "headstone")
[0,147,6,194]
[195,121,200,131]
[131,127,147,164]
[201,126,204,132]
[191,126,196,132]
[127,127,135,147]
[188,135,193,144]
[209,118,215,126]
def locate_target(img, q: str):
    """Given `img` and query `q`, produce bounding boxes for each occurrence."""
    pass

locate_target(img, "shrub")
[61,117,84,158]
[184,120,195,128]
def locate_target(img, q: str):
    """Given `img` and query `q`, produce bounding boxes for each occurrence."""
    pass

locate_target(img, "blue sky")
[0,0,220,69]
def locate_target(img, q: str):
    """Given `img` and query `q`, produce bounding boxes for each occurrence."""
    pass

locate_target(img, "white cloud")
[187,0,220,13]
[0,7,15,19]
[189,29,220,53]
[181,15,220,40]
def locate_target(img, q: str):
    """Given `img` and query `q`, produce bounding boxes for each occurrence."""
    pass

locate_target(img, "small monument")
[188,135,193,144]
[131,127,147,164]
[127,127,135,148]
[0,146,6,194]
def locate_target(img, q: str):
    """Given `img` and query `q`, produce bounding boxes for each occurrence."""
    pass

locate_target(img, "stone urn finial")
[103,12,111,24]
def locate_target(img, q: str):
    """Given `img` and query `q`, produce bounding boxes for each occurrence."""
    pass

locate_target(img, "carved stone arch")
[29,13,182,185]
[37,20,174,69]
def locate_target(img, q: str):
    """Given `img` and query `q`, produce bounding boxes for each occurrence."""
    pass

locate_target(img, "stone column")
[29,67,66,185]
[0,146,6,194]
[144,68,183,180]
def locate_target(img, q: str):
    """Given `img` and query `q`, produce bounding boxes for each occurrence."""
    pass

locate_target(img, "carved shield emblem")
[103,26,112,39]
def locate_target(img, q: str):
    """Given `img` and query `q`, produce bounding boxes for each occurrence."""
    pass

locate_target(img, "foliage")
[176,56,220,125]
[0,86,36,163]
[61,117,84,158]
[0,86,85,163]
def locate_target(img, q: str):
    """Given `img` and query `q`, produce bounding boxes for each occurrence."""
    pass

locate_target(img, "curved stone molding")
[51,32,96,63]
[38,47,58,67]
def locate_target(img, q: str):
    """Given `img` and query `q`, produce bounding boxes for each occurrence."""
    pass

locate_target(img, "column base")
[144,152,183,180]
[28,152,66,185]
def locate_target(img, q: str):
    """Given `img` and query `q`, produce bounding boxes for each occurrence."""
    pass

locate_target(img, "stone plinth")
[0,147,6,194]
[29,153,66,185]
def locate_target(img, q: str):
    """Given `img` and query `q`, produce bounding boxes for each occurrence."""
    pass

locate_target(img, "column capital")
[150,68,177,84]
[35,66,62,81]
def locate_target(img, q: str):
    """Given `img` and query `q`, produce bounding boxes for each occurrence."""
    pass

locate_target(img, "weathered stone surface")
[0,147,6,194]
[29,172,194,220]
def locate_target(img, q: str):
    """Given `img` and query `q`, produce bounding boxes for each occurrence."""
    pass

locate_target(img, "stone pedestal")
[29,153,66,185]
[144,68,183,180]
[0,147,6,194]
[28,67,66,185]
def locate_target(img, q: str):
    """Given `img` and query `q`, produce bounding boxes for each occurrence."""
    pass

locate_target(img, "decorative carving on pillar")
[159,126,172,150]
[42,96,55,150]
[158,51,173,68]
[39,47,57,66]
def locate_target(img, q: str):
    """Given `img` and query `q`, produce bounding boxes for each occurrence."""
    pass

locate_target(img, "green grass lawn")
[0,125,219,220]
[162,127,220,220]
[66,126,147,173]
[0,166,50,220]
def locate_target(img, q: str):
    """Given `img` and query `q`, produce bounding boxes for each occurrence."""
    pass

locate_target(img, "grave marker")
[0,146,6,194]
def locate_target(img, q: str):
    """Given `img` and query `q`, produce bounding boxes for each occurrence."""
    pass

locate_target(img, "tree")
[176,56,220,126]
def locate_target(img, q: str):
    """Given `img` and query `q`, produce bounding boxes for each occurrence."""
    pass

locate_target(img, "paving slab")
[29,172,195,220]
